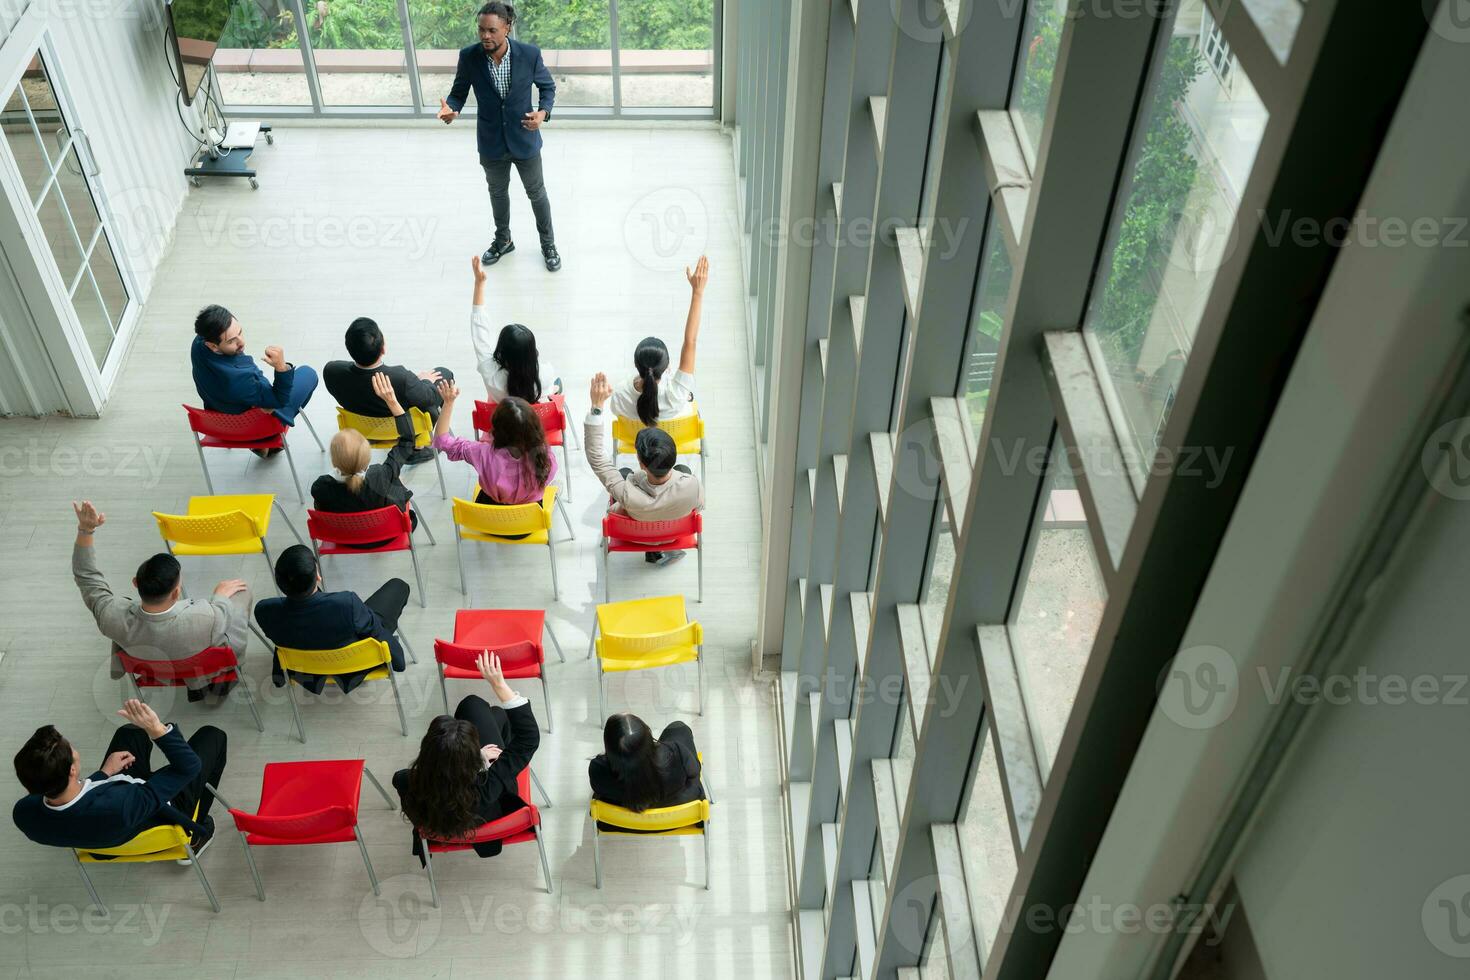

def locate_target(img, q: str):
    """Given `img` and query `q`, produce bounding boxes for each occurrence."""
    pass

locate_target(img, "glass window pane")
[920,508,956,655]
[1011,0,1065,163]
[36,186,84,286]
[964,213,1009,440]
[1086,5,1268,476]
[72,270,115,369]
[1240,0,1302,62]
[411,0,477,109]
[958,724,1019,963]
[307,0,414,106]
[89,241,130,330]
[918,43,952,229]
[616,0,714,108]
[894,698,916,819]
[217,0,314,107]
[1008,435,1108,779]
[55,146,101,254]
[3,80,51,203]
[512,0,613,108]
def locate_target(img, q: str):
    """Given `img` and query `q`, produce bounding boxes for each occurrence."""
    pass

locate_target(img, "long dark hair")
[633,337,670,426]
[492,323,542,402]
[401,715,484,841]
[600,713,665,812]
[491,396,552,485]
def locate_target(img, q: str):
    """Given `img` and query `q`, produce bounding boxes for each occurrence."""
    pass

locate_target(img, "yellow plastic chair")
[275,637,410,742]
[452,485,564,603]
[73,800,219,912]
[587,595,703,720]
[588,766,713,890]
[336,406,448,499]
[153,494,303,591]
[612,410,709,483]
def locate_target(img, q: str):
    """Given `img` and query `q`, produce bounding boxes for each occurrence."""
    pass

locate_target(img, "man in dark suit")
[437,1,561,272]
[13,699,226,853]
[254,545,410,695]
[191,304,318,425]
[324,317,455,462]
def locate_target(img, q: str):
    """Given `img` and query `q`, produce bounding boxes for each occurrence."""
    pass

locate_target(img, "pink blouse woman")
[433,382,557,505]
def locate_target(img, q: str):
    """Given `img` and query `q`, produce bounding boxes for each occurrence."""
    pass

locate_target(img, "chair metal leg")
[354,826,381,896]
[547,541,560,602]
[287,682,307,742]
[397,629,418,665]
[239,674,264,733]
[299,411,325,451]
[565,403,580,449]
[283,441,305,504]
[239,834,266,901]
[535,828,554,894]
[195,440,215,495]
[586,620,597,660]
[597,659,606,723]
[697,537,704,603]
[541,673,553,734]
[416,511,437,545]
[439,666,451,715]
[699,447,707,485]
[560,444,573,502]
[528,765,552,808]
[544,622,565,663]
[71,853,106,912]
[261,541,278,597]
[248,621,274,653]
[703,825,711,891]
[408,539,427,608]
[592,828,603,889]
[182,841,222,912]
[455,534,469,598]
[697,645,704,717]
[556,495,576,541]
[423,846,440,909]
[388,670,409,735]
[602,543,610,603]
[274,500,305,545]
[363,765,396,809]
[433,452,448,500]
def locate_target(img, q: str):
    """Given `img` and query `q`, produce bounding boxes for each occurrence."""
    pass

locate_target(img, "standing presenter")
[438,2,561,272]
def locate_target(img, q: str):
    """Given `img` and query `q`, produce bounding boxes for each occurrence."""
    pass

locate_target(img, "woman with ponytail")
[610,256,709,426]
[311,372,418,547]
[467,255,563,403]
[589,712,704,817]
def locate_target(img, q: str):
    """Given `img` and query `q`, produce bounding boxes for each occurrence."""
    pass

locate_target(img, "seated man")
[12,698,226,854]
[72,501,252,703]
[254,545,409,695]
[191,305,318,450]
[324,317,454,464]
[586,372,704,565]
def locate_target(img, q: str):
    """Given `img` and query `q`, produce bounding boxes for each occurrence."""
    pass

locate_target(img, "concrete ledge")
[213,47,711,74]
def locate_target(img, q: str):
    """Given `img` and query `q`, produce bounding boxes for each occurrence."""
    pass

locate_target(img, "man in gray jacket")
[72,501,253,702]
[585,373,705,565]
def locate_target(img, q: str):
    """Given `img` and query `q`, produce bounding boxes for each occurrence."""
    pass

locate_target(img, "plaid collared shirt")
[487,43,511,99]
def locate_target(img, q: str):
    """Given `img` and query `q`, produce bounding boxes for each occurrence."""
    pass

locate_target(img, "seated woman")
[311,372,418,548]
[468,255,563,403]
[393,651,540,861]
[609,257,708,426]
[432,380,557,507]
[589,713,704,828]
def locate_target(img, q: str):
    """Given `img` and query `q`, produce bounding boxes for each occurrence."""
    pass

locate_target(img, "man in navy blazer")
[438,1,562,272]
[191,303,318,434]
[13,699,226,853]
[253,544,410,695]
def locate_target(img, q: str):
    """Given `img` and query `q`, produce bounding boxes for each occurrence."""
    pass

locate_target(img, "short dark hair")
[14,725,74,797]
[345,317,385,366]
[635,427,678,477]
[194,305,234,344]
[477,1,515,24]
[274,544,319,598]
[135,553,182,602]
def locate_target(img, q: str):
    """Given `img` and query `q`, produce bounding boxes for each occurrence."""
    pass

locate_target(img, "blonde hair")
[330,429,372,495]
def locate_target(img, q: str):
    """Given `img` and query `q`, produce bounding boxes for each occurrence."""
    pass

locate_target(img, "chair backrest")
[228,804,357,841]
[275,637,392,677]
[451,485,556,538]
[602,511,702,543]
[421,768,538,849]
[433,638,542,674]
[75,800,201,860]
[612,411,705,449]
[115,646,239,685]
[307,505,412,546]
[597,621,704,666]
[153,508,261,546]
[589,796,711,833]
[474,395,567,440]
[337,407,433,449]
[183,404,285,442]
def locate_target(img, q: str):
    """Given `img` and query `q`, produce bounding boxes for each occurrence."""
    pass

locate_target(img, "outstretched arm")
[433,380,459,442]
[468,256,496,367]
[71,501,115,617]
[678,256,709,375]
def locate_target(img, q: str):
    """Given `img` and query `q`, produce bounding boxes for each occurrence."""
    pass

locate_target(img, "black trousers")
[103,724,227,833]
[455,692,511,747]
[481,153,555,248]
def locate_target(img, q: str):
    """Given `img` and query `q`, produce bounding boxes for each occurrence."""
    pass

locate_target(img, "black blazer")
[394,701,540,859]
[323,362,441,420]
[254,589,405,694]
[445,38,556,161]
[12,726,200,850]
[588,721,704,817]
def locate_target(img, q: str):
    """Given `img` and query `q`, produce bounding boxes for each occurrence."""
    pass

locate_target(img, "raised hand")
[471,254,487,284]
[262,346,288,372]
[476,650,516,703]
[437,98,458,124]
[117,698,167,739]
[371,371,404,416]
[686,255,709,294]
[589,372,612,410]
[73,500,105,534]
[436,379,460,406]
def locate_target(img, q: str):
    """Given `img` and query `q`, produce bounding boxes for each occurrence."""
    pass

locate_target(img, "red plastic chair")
[115,646,263,733]
[209,759,395,901]
[420,766,552,907]
[473,395,574,501]
[183,404,321,503]
[307,504,435,608]
[600,511,703,603]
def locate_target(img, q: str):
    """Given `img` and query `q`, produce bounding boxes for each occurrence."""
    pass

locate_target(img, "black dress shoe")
[482,238,515,265]
[542,244,561,272]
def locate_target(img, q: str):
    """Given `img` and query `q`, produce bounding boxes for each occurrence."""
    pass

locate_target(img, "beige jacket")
[584,411,704,522]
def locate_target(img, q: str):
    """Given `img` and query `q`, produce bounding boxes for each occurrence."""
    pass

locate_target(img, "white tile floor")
[0,124,793,978]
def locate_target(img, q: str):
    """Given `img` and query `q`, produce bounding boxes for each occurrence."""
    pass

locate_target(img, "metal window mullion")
[397,0,423,109]
[287,0,323,114]
[712,0,723,113]
[608,0,622,116]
